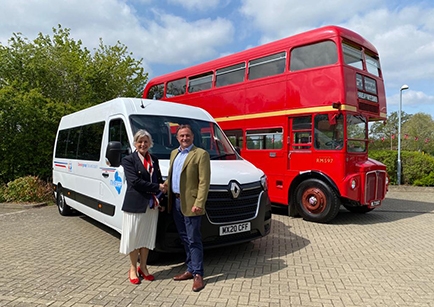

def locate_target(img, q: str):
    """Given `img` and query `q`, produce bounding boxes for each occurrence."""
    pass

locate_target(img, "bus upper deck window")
[343,43,363,70]
[188,72,213,93]
[167,78,186,97]
[365,54,381,77]
[248,52,286,80]
[147,83,164,99]
[216,63,245,87]
[290,41,337,71]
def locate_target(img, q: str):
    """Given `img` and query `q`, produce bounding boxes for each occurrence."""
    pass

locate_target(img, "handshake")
[159,183,168,194]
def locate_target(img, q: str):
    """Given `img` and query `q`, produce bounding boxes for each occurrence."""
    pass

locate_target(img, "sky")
[1,0,433,118]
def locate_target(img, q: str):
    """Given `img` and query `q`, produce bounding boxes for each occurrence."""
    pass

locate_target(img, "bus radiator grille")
[365,170,387,204]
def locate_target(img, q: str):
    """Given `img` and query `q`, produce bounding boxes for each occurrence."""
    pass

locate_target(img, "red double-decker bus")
[143,25,388,223]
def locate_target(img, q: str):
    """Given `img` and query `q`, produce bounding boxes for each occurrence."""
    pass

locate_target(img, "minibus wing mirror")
[106,141,122,167]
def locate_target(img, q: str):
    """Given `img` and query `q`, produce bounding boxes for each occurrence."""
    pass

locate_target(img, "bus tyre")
[343,204,374,213]
[295,179,340,223]
[57,186,73,216]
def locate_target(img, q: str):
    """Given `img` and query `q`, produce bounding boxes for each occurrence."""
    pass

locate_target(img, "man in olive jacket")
[165,124,210,292]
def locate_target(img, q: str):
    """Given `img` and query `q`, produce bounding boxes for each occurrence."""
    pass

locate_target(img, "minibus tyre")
[57,186,73,216]
[295,179,340,223]
[343,204,374,213]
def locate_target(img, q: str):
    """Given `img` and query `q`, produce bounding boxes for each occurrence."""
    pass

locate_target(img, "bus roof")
[59,97,215,128]
[147,25,378,84]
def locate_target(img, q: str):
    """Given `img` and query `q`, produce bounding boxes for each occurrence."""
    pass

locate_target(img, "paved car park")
[1,186,434,307]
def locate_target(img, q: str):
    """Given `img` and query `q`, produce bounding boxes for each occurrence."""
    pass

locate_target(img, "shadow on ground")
[78,211,309,281]
[271,197,434,225]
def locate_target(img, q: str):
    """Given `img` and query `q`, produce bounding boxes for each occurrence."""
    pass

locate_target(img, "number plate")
[371,200,381,206]
[219,222,251,236]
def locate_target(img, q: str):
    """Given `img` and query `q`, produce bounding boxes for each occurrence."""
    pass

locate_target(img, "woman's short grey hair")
[133,129,153,148]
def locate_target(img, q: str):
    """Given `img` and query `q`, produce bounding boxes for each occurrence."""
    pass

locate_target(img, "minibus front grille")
[205,183,262,224]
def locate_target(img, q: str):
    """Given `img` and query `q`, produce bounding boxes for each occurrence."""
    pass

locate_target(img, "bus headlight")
[351,179,357,190]
[260,175,268,191]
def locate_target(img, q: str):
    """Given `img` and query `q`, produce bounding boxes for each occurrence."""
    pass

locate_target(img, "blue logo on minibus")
[110,171,123,194]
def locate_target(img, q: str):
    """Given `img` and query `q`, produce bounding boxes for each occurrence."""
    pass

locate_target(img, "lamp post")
[397,84,409,185]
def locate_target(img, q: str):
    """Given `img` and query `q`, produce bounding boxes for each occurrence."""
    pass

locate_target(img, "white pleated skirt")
[119,208,159,255]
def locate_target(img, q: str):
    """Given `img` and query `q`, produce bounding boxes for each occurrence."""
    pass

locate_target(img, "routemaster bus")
[143,25,388,223]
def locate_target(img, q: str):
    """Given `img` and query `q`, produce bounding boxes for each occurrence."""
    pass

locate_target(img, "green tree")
[0,25,148,183]
[370,150,434,185]
[401,113,434,154]
[369,111,412,150]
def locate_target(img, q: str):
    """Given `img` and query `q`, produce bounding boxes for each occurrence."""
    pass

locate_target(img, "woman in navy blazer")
[119,129,166,284]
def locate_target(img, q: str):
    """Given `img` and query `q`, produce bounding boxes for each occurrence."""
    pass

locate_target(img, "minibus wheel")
[295,179,340,223]
[57,186,73,216]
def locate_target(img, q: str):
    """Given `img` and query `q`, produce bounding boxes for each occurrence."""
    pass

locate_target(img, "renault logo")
[230,181,241,199]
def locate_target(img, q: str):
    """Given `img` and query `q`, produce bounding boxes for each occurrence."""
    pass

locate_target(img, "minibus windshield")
[129,115,238,160]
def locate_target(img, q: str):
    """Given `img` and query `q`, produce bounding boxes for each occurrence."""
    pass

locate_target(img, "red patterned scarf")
[143,152,160,209]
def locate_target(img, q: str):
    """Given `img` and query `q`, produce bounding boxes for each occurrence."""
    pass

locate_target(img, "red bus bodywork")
[143,25,388,223]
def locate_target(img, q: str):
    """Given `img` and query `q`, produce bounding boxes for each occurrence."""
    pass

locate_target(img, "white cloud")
[129,0,152,3]
[387,90,434,118]
[0,0,234,76]
[0,0,140,48]
[343,6,434,87]
[137,11,234,65]
[239,0,381,43]
[167,0,221,11]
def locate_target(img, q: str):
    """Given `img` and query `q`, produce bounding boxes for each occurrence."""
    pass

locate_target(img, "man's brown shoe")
[192,274,205,292]
[173,271,194,281]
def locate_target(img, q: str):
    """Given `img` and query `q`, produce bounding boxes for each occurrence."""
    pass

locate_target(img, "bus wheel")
[343,204,374,213]
[295,179,340,223]
[57,186,73,216]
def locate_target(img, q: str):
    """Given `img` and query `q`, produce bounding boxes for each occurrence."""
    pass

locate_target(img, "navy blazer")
[121,151,163,213]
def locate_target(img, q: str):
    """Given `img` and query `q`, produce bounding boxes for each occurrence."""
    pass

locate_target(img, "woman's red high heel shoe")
[129,270,141,285]
[138,267,155,281]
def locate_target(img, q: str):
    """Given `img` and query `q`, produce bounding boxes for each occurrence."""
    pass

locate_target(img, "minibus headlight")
[260,175,268,191]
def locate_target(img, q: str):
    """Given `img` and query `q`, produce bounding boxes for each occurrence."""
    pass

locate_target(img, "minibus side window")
[109,119,131,157]
[67,127,80,159]
[55,130,69,158]
[77,122,105,161]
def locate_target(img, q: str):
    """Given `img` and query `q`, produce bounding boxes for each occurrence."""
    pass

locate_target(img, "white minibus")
[52,98,271,255]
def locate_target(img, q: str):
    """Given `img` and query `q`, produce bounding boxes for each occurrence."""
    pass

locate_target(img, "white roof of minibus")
[59,97,215,128]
